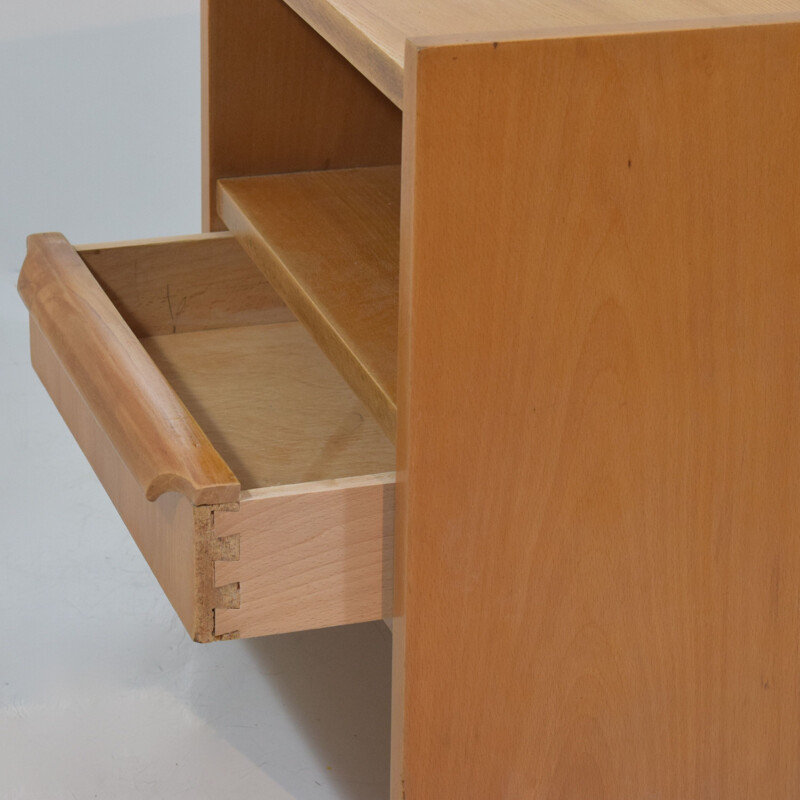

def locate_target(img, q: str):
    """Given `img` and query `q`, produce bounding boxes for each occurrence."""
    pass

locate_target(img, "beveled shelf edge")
[281,1,800,112]
[282,0,404,108]
[217,166,400,443]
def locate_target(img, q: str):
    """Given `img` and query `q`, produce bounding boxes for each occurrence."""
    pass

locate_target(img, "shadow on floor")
[192,621,392,800]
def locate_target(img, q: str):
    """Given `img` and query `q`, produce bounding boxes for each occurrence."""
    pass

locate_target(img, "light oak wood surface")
[202,0,401,230]
[141,322,396,490]
[214,474,395,638]
[218,166,400,441]
[284,0,800,106]
[18,233,240,506]
[394,20,800,799]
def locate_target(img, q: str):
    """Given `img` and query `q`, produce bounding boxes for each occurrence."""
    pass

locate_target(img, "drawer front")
[19,232,395,642]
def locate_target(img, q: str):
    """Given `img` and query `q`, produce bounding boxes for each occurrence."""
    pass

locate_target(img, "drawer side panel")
[214,475,395,638]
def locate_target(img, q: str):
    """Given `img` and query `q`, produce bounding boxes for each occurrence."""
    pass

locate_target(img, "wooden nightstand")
[20,2,800,797]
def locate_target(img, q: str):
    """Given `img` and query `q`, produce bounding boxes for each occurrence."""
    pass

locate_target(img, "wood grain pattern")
[22,232,397,642]
[77,232,293,337]
[29,317,236,642]
[214,473,395,638]
[284,0,800,106]
[218,166,400,441]
[394,22,800,799]
[202,0,401,230]
[141,322,396,490]
[18,233,239,505]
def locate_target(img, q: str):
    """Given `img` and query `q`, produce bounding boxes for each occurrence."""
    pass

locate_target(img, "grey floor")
[0,11,391,800]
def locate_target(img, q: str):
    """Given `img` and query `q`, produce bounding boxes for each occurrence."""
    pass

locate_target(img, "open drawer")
[18,232,395,642]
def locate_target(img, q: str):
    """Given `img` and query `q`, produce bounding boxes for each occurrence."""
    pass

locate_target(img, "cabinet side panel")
[202,0,402,231]
[395,24,800,799]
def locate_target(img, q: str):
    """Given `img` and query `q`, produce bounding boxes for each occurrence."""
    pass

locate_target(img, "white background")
[0,1,197,42]
[0,5,391,799]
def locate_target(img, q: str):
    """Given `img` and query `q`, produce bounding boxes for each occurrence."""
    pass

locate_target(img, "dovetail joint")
[208,506,241,641]
[214,581,241,610]
[210,533,240,562]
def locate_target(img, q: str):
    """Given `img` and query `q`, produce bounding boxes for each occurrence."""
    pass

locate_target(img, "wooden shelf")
[282,0,797,107]
[218,165,400,442]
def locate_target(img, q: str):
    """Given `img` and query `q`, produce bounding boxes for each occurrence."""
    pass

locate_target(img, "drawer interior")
[80,235,395,490]
[20,232,396,641]
[142,324,390,489]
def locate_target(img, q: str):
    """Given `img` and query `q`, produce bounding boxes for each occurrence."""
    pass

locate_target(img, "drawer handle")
[18,233,240,505]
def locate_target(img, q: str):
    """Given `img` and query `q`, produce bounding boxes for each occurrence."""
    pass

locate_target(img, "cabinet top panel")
[283,0,800,105]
